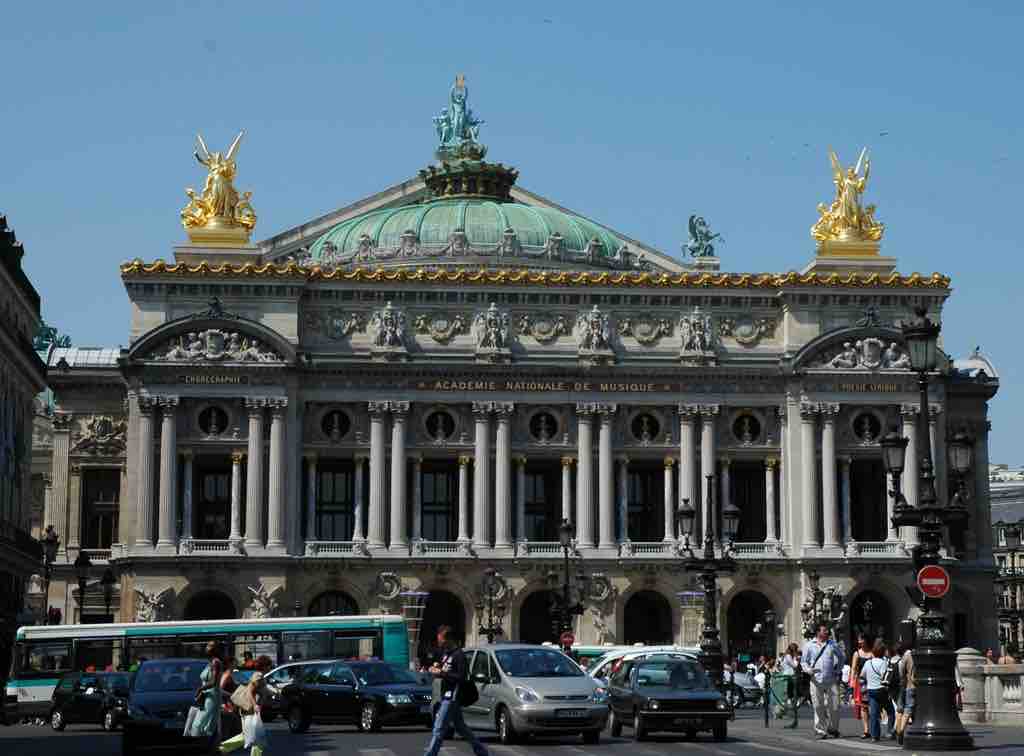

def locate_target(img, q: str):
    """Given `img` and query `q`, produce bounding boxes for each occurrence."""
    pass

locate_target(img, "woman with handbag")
[188,641,224,738]
[220,671,269,756]
[861,639,896,742]
[849,634,873,740]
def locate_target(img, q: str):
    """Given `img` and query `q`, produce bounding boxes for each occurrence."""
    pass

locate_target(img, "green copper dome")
[308,198,627,264]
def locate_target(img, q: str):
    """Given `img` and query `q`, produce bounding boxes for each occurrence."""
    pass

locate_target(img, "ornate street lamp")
[100,567,117,620]
[74,550,92,623]
[41,526,59,625]
[887,305,973,751]
[476,568,506,643]
[400,590,430,668]
[675,475,736,691]
[548,520,585,647]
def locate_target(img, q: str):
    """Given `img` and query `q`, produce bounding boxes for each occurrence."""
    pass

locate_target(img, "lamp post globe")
[902,305,941,373]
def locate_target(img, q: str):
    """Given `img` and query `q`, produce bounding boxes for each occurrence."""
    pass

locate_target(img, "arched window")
[308,590,359,617]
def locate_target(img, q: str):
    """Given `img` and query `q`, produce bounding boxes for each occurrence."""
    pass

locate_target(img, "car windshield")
[495,648,583,678]
[133,661,207,693]
[351,663,419,686]
[636,661,710,690]
[100,672,131,692]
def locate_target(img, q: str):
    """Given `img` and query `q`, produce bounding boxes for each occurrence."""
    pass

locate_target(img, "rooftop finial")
[433,74,486,162]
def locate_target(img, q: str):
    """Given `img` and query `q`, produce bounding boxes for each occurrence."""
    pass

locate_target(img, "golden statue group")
[181,131,257,245]
[811,147,885,243]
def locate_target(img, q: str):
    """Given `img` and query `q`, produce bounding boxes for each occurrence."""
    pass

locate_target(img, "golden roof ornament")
[811,147,884,245]
[181,130,257,246]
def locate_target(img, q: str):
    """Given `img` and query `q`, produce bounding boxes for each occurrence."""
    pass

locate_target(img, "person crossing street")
[422,625,490,756]
[801,623,843,739]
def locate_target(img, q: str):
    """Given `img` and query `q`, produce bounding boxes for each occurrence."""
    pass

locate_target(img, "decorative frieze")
[414,311,468,343]
[619,314,672,345]
[150,329,281,362]
[679,306,719,365]
[71,415,127,456]
[812,337,911,370]
[719,314,778,347]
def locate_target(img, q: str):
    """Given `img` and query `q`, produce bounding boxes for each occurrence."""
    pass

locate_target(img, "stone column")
[598,404,617,550]
[244,399,266,551]
[765,457,778,542]
[663,457,676,543]
[367,402,388,549]
[156,396,179,553]
[457,455,471,543]
[972,419,993,562]
[412,456,423,543]
[134,400,157,549]
[472,402,492,549]
[42,475,54,538]
[494,403,514,549]
[181,450,194,541]
[821,403,840,549]
[389,401,410,551]
[230,451,244,543]
[800,402,820,549]
[67,466,82,550]
[929,405,947,505]
[678,405,698,539]
[560,456,574,524]
[719,457,731,543]
[776,405,788,545]
[304,453,317,542]
[840,456,852,545]
[575,404,595,547]
[512,456,528,540]
[885,467,898,542]
[50,414,72,553]
[352,455,366,541]
[901,404,920,547]
[616,456,630,542]
[699,406,719,541]
[267,398,288,551]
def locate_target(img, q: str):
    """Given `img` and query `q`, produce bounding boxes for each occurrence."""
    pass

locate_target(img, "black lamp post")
[41,526,59,625]
[676,475,739,691]
[100,567,117,621]
[549,519,585,648]
[476,568,507,643]
[885,304,973,751]
[996,525,1022,656]
[74,550,92,623]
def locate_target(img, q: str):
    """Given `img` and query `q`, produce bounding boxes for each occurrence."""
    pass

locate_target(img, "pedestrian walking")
[220,671,269,756]
[422,625,490,756]
[895,646,915,745]
[779,643,800,728]
[188,641,224,738]
[801,623,843,739]
[861,639,896,742]
[849,633,873,739]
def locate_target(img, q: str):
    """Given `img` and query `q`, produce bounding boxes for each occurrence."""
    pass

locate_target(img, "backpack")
[883,659,901,692]
[457,678,479,707]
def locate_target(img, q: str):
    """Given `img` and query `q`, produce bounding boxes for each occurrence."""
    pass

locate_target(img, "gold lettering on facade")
[179,375,247,385]
[837,383,901,393]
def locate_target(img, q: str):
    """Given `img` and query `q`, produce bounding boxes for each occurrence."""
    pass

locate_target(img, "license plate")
[673,717,700,726]
[555,708,588,719]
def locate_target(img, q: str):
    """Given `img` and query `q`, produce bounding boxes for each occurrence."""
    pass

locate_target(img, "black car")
[121,658,218,756]
[607,658,731,741]
[261,661,308,722]
[50,671,131,731]
[282,659,432,733]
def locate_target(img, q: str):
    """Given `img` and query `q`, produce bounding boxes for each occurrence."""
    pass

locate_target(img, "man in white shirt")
[801,623,843,739]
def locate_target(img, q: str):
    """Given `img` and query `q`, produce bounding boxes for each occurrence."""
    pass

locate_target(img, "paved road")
[2,709,1020,755]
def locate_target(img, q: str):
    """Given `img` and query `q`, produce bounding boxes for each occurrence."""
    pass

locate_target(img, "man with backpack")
[801,623,844,739]
[422,625,490,756]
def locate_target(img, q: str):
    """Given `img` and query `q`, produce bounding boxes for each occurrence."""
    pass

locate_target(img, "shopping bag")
[242,712,268,749]
[182,705,200,736]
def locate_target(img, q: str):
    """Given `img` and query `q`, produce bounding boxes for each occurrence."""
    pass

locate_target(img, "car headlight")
[717,699,728,710]
[590,687,608,704]
[385,693,413,705]
[647,699,660,710]
[514,686,540,703]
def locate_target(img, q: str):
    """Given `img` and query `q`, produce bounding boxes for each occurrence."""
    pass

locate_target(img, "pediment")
[792,325,911,372]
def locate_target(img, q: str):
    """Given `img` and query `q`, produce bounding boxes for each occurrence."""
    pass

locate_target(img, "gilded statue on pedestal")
[181,131,257,243]
[433,74,486,161]
[811,147,884,242]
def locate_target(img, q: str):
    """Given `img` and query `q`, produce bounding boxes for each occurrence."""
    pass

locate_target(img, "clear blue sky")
[2,2,1020,461]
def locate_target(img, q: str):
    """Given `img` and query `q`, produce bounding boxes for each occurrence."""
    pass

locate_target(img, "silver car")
[462,643,609,745]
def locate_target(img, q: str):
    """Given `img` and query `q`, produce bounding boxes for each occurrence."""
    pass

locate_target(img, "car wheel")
[713,721,728,741]
[359,701,380,733]
[497,706,518,745]
[50,709,66,731]
[582,729,601,745]
[102,709,117,731]
[287,704,309,734]
[633,710,647,742]
[608,708,622,737]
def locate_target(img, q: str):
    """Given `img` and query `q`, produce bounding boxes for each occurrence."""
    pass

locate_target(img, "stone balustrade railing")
[957,647,1024,724]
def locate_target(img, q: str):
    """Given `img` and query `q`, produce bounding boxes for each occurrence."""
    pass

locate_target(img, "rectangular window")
[196,464,231,539]
[232,633,279,668]
[850,459,886,542]
[317,466,354,541]
[627,467,663,542]
[179,636,229,660]
[282,631,330,663]
[421,466,457,541]
[333,629,380,660]
[126,637,179,664]
[25,642,72,674]
[82,469,120,549]
[76,638,124,672]
[524,468,559,541]
[731,462,767,543]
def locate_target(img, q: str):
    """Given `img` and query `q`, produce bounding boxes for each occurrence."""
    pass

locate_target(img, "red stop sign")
[560,632,576,647]
[917,565,951,598]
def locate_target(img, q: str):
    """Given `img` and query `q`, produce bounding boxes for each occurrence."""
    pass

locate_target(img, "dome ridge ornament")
[433,74,486,162]
[181,131,257,246]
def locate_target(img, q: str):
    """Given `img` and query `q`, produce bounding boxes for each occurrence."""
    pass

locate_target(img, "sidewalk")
[730,706,1024,754]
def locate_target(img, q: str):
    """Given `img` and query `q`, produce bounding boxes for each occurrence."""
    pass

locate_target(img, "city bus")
[4,614,408,721]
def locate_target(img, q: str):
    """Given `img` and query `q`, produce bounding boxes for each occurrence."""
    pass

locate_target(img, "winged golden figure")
[181,130,257,241]
[811,147,884,242]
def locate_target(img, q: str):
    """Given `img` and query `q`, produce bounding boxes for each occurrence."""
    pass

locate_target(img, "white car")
[589,646,700,686]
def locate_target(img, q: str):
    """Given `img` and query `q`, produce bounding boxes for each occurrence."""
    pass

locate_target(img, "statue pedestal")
[174,243,262,266]
[802,239,896,276]
[688,256,720,272]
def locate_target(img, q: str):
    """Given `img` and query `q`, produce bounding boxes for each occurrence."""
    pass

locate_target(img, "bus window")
[180,637,229,660]
[333,630,380,660]
[25,642,72,674]
[76,638,123,672]
[126,637,178,667]
[282,631,329,662]
[233,634,278,669]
